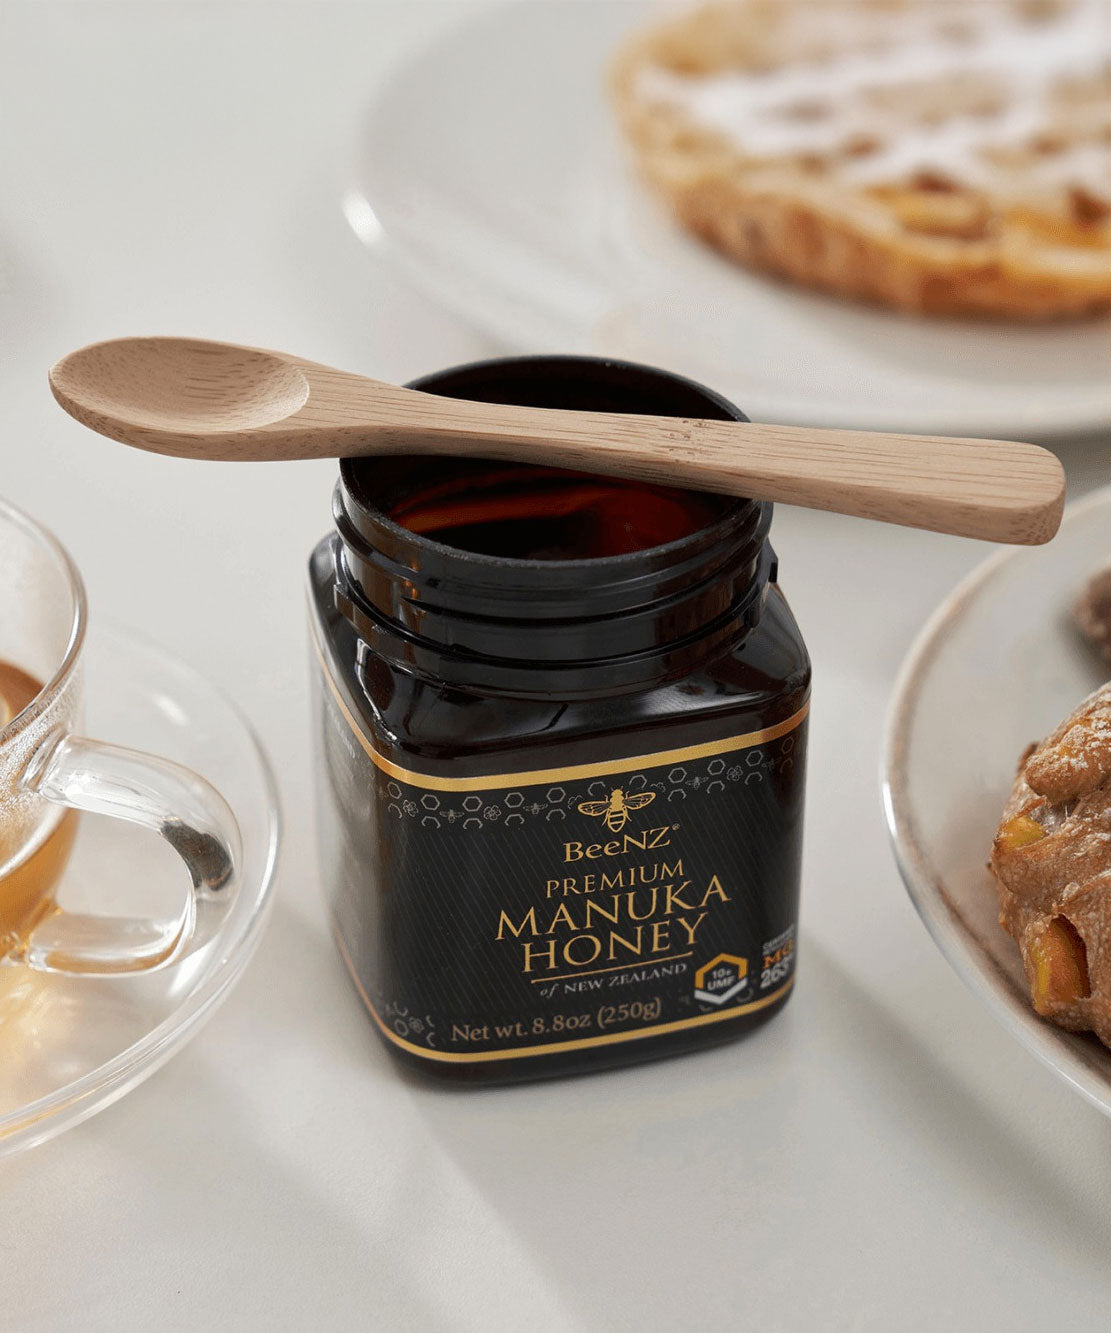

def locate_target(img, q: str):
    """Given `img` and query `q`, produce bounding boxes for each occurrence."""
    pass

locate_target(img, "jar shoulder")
[706,583,811,703]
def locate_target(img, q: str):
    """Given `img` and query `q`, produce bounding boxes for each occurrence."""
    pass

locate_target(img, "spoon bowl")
[54,338,311,436]
[49,336,1066,546]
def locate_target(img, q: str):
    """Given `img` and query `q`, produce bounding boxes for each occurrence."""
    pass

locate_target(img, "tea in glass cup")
[0,496,241,975]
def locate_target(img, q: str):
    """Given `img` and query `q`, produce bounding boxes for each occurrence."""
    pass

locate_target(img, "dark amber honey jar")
[308,356,810,1083]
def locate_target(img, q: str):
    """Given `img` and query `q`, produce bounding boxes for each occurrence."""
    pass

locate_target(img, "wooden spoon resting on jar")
[49,337,1065,545]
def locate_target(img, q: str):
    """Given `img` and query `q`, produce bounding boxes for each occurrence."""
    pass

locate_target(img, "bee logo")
[577,788,656,833]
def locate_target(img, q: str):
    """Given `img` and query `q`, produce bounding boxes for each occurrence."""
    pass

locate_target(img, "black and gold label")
[315,663,807,1065]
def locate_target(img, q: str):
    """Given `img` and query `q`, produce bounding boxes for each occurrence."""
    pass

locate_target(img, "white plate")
[884,488,1111,1116]
[0,622,280,1156]
[346,0,1111,437]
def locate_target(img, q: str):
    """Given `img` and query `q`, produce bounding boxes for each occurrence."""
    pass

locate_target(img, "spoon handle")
[366,390,1065,546]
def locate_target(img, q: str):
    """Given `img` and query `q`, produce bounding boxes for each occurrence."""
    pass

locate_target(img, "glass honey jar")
[308,356,810,1083]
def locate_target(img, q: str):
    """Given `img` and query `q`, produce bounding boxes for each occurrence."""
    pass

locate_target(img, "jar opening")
[382,460,732,562]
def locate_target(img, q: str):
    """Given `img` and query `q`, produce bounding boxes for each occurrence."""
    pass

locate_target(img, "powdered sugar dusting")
[638,0,1111,204]
[1025,680,1111,802]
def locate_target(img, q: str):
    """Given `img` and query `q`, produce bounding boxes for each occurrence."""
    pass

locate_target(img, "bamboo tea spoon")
[49,337,1065,545]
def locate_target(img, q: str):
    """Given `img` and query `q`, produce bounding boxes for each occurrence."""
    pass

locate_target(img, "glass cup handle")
[19,733,242,974]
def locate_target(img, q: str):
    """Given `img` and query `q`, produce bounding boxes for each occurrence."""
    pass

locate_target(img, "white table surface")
[3,4,1111,1329]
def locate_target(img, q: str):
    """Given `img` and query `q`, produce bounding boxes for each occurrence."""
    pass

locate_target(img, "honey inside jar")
[388,466,728,560]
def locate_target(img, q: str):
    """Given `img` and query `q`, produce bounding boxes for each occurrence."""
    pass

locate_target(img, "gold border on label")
[334,922,795,1063]
[311,626,809,792]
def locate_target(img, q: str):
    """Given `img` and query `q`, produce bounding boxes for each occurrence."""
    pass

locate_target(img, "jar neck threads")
[331,356,775,697]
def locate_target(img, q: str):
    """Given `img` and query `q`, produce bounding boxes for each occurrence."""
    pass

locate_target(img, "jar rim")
[340,460,751,574]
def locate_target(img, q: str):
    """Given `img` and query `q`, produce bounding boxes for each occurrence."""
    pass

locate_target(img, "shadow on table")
[0,898,452,1328]
[403,933,1111,1325]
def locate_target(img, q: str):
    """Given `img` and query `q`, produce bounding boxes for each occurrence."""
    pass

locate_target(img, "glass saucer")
[0,621,280,1155]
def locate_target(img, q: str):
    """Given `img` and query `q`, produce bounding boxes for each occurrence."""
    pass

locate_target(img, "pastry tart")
[991,683,1111,1046]
[611,0,1111,318]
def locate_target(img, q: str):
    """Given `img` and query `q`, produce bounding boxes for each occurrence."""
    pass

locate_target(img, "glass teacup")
[0,496,239,974]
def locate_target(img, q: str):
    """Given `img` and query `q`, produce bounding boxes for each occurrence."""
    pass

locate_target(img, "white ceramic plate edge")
[882,488,1111,1118]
